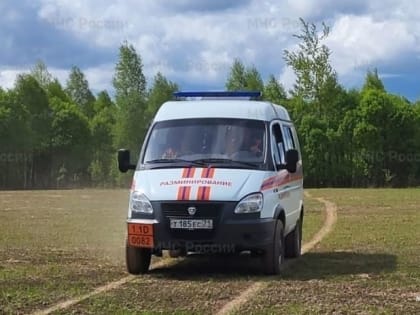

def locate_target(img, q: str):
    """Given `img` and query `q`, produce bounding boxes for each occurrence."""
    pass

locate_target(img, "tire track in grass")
[215,191,338,315]
[31,258,174,315]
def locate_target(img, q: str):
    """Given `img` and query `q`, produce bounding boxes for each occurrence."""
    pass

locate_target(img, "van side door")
[281,122,304,231]
[263,121,294,232]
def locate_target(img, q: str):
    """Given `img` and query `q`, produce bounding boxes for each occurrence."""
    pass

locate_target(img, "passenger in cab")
[161,131,182,158]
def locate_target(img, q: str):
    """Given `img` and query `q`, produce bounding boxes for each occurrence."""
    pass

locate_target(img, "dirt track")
[31,259,175,315]
[216,191,337,315]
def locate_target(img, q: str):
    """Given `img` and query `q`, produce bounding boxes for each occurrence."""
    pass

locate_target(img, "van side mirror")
[118,149,136,173]
[285,149,299,173]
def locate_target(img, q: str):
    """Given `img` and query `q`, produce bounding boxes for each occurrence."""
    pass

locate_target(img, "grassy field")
[0,190,129,314]
[1,189,418,314]
[237,189,420,314]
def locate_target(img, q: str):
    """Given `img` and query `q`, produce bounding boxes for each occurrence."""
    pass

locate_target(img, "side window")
[282,125,296,151]
[271,122,286,168]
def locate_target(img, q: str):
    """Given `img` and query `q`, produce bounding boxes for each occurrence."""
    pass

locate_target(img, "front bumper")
[127,201,276,252]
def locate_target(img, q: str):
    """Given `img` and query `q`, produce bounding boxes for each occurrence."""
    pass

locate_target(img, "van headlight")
[234,193,263,214]
[129,191,153,215]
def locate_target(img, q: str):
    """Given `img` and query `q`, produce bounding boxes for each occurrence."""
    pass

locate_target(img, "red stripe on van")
[208,168,215,178]
[184,186,191,200]
[177,186,191,200]
[204,186,211,200]
[260,168,303,191]
[197,186,211,200]
[182,167,196,178]
[201,167,215,178]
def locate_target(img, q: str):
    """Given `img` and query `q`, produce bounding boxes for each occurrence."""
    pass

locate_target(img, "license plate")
[127,223,154,248]
[170,219,213,230]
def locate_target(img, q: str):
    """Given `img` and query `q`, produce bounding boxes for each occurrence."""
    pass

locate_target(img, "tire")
[285,217,302,258]
[126,241,152,275]
[262,220,285,275]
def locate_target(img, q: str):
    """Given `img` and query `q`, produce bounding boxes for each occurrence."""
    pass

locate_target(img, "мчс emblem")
[187,206,197,216]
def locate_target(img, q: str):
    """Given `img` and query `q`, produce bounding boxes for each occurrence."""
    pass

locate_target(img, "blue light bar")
[173,91,262,100]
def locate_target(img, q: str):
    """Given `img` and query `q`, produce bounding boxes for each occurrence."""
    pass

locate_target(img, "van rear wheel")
[126,241,151,275]
[285,218,302,258]
[262,220,285,275]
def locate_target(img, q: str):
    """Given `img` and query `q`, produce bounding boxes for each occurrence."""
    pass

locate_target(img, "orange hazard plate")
[127,223,154,248]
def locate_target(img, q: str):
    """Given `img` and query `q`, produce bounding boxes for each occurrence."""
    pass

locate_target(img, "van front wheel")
[262,220,285,275]
[285,218,302,258]
[126,241,151,275]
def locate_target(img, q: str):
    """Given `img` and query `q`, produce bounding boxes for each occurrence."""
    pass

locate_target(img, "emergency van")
[118,91,303,275]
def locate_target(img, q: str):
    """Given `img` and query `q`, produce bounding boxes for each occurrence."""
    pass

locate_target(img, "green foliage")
[361,69,385,94]
[0,89,31,188]
[283,18,338,109]
[263,75,287,104]
[31,60,53,88]
[226,59,264,91]
[146,72,178,120]
[15,74,52,152]
[225,59,247,90]
[0,74,93,189]
[278,18,419,187]
[49,96,91,187]
[93,90,113,113]
[89,92,116,186]
[244,66,264,91]
[112,42,149,186]
[66,66,95,118]
[113,43,147,151]
[113,42,146,101]
[47,79,70,102]
[50,98,89,149]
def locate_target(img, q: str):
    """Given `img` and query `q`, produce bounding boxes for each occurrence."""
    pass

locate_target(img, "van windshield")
[143,118,266,168]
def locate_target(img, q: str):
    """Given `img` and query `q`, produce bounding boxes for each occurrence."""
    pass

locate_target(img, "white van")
[118,91,303,275]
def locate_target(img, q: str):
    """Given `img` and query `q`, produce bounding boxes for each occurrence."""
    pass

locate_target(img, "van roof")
[154,100,291,122]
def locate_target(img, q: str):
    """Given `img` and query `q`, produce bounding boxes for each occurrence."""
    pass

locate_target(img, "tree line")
[1,20,419,189]
[0,43,178,189]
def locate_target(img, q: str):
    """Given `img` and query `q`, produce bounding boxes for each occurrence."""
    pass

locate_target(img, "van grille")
[161,202,222,218]
[161,202,224,240]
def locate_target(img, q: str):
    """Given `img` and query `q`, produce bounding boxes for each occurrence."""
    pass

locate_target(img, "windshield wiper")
[146,158,206,166]
[193,158,259,168]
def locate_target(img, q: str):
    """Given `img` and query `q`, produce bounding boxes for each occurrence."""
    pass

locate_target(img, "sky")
[1,0,420,101]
